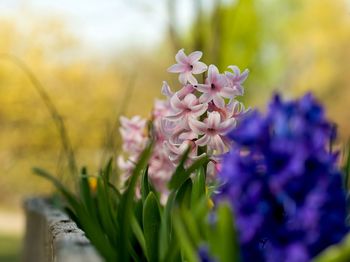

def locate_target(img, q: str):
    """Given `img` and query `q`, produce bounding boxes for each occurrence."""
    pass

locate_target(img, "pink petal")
[183,93,197,106]
[187,73,198,85]
[195,83,211,93]
[206,161,216,178]
[228,65,240,75]
[188,51,202,63]
[170,94,184,111]
[224,72,235,82]
[175,49,188,64]
[179,73,187,84]
[169,131,184,145]
[167,63,186,73]
[222,136,232,149]
[196,135,210,146]
[233,85,244,96]
[213,95,225,109]
[178,84,195,98]
[207,112,221,129]
[212,135,226,153]
[208,65,220,83]
[166,111,184,121]
[192,61,207,74]
[218,118,236,134]
[179,131,197,140]
[225,100,236,117]
[189,118,207,135]
[239,69,249,82]
[191,103,208,117]
[120,116,128,126]
[199,92,213,104]
[161,81,174,97]
[220,86,236,98]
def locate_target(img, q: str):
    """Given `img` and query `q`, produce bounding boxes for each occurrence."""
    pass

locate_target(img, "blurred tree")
[0,13,159,206]
[167,0,350,139]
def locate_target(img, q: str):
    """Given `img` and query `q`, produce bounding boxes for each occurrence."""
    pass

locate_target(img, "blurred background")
[1,0,350,260]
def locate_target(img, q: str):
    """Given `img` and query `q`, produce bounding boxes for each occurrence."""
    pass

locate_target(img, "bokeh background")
[1,0,350,260]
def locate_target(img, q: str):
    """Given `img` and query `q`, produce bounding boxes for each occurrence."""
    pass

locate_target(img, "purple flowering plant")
[216,94,349,262]
[35,49,350,262]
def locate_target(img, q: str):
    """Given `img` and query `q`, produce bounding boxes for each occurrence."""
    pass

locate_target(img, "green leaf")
[102,157,113,184]
[96,176,118,245]
[172,208,199,262]
[143,192,161,262]
[175,178,193,208]
[33,167,118,260]
[314,233,350,262]
[209,203,240,262]
[179,208,201,244]
[118,141,154,261]
[191,167,206,207]
[131,215,147,257]
[169,154,208,190]
[159,191,176,261]
[33,167,80,212]
[79,168,95,219]
[141,167,150,203]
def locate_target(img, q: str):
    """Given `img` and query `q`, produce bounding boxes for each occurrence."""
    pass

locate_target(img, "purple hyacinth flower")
[215,93,348,262]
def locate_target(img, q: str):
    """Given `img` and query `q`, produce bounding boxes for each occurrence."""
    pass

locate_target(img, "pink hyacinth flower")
[215,99,250,120]
[161,81,174,98]
[225,65,249,96]
[167,49,207,85]
[195,65,234,109]
[119,116,147,154]
[164,139,202,164]
[162,81,195,100]
[167,93,208,129]
[190,111,235,154]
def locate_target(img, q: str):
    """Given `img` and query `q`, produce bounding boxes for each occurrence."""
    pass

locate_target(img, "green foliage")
[143,192,161,262]
[343,142,350,191]
[35,143,240,261]
[314,233,350,262]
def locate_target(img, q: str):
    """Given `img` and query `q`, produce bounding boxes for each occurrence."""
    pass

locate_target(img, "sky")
[0,0,198,54]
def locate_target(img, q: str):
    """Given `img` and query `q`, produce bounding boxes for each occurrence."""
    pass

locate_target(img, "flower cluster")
[163,49,249,174]
[117,102,173,198]
[216,94,348,262]
[118,49,249,194]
